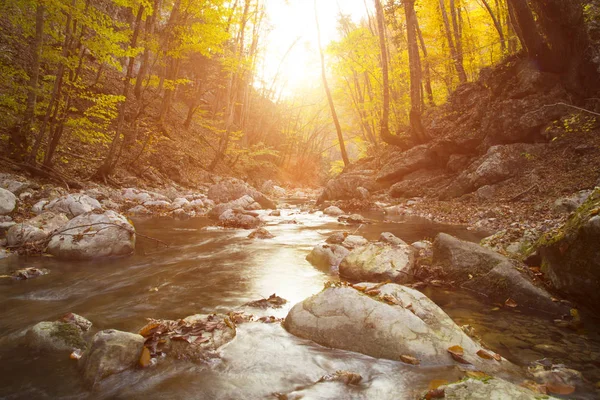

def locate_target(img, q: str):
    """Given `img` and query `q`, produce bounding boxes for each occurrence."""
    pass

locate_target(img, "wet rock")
[380,232,406,246]
[208,195,257,219]
[269,210,281,217]
[126,205,152,216]
[284,283,516,375]
[172,209,194,220]
[339,214,365,224]
[248,227,275,239]
[44,194,102,218]
[218,209,261,229]
[48,210,135,260]
[432,233,568,314]
[208,178,275,209]
[0,188,17,215]
[325,232,347,244]
[323,206,344,216]
[7,212,69,247]
[538,188,600,309]
[341,235,368,249]
[339,236,414,283]
[317,171,380,204]
[244,294,287,308]
[306,244,350,272]
[80,329,144,387]
[439,377,558,400]
[27,315,91,352]
[9,267,49,280]
[143,200,172,209]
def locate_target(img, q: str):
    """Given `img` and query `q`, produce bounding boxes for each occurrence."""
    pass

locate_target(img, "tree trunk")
[415,14,434,106]
[374,0,404,147]
[315,0,350,165]
[480,0,506,52]
[134,0,161,99]
[439,0,467,83]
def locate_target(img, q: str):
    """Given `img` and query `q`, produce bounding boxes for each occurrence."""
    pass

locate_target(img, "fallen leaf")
[504,298,518,308]
[447,345,464,356]
[425,388,445,399]
[492,353,502,361]
[365,289,380,296]
[520,380,547,394]
[546,382,575,395]
[70,349,82,360]
[400,354,420,365]
[491,307,500,311]
[352,284,367,292]
[382,294,402,306]
[139,322,161,337]
[139,347,152,368]
[476,349,493,360]
[551,297,559,302]
[428,379,448,390]
[465,371,490,380]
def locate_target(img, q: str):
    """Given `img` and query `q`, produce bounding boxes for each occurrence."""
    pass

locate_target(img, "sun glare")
[260,0,371,98]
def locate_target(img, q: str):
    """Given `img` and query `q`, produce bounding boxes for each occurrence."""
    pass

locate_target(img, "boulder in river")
[7,212,69,247]
[80,329,144,387]
[432,233,568,314]
[339,233,414,283]
[323,206,344,216]
[248,227,275,239]
[340,235,368,249]
[284,283,516,376]
[44,194,102,218]
[0,187,17,215]
[209,195,258,219]
[306,243,350,272]
[432,377,559,400]
[26,313,92,352]
[537,188,600,309]
[218,208,261,229]
[47,210,135,260]
[208,178,275,209]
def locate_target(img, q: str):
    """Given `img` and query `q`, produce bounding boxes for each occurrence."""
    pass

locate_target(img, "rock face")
[7,212,69,246]
[284,283,515,376]
[538,188,600,309]
[339,234,414,283]
[80,329,144,387]
[45,194,102,218]
[218,209,261,229]
[47,210,135,260]
[208,178,275,209]
[306,244,350,272]
[432,233,567,314]
[0,187,17,215]
[376,145,436,183]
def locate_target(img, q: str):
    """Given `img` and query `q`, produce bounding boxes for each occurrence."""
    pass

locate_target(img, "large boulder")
[376,145,436,183]
[432,233,568,314]
[7,212,69,246]
[339,234,414,283]
[208,195,258,219]
[537,188,600,309]
[440,144,544,199]
[26,313,91,352]
[79,329,144,387]
[208,178,275,209]
[47,210,135,260]
[284,283,516,376]
[317,171,378,204]
[44,194,102,218]
[0,187,17,215]
[436,377,559,400]
[218,209,261,229]
[306,244,350,272]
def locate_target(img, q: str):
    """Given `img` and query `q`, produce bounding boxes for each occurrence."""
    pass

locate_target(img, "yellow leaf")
[447,345,464,356]
[465,371,490,379]
[546,382,575,395]
[400,354,420,365]
[139,346,151,368]
[476,349,493,359]
[428,379,448,390]
[504,298,518,308]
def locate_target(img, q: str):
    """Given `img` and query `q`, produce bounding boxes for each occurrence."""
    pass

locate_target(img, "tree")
[439,0,467,83]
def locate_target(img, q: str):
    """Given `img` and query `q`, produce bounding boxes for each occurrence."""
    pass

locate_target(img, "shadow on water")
[0,206,598,399]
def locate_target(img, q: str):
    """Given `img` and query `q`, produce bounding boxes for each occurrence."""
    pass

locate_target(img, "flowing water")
[0,203,599,399]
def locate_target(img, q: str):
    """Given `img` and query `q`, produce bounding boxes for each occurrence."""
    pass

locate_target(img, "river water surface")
[1,203,599,399]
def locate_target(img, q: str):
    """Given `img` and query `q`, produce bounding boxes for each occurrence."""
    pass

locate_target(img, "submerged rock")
[0,187,17,215]
[7,212,69,247]
[80,329,144,387]
[306,244,350,272]
[432,233,568,314]
[248,228,275,239]
[208,195,257,219]
[284,283,516,376]
[339,234,414,283]
[47,210,135,260]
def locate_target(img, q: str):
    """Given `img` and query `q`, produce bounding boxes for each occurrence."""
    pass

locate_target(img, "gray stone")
[248,228,275,239]
[323,206,344,216]
[341,235,368,249]
[380,232,406,246]
[26,316,91,352]
[208,178,275,209]
[306,243,350,272]
[48,211,135,260]
[339,240,414,283]
[126,205,152,216]
[325,232,347,244]
[7,212,69,246]
[218,209,261,229]
[45,194,102,218]
[476,185,496,201]
[208,195,257,219]
[552,190,592,213]
[0,188,17,215]
[441,377,558,400]
[80,329,144,387]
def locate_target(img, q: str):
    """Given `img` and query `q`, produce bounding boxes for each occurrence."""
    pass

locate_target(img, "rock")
[284,283,516,375]
[0,177,33,195]
[339,237,414,283]
[248,228,275,239]
[325,232,347,244]
[121,188,169,204]
[380,232,406,246]
[538,188,600,309]
[476,185,496,201]
[438,377,558,400]
[339,214,365,224]
[7,212,69,246]
[208,178,275,209]
[357,187,370,199]
[446,154,472,173]
[0,188,17,215]
[126,205,152,216]
[376,145,436,183]
[47,210,135,260]
[10,267,49,280]
[32,200,48,214]
[552,190,592,213]
[184,199,208,213]
[44,194,102,218]
[272,186,286,197]
[80,329,144,387]
[269,210,281,216]
[432,233,567,314]
[0,220,16,234]
[208,195,257,219]
[440,144,544,199]
[306,244,350,272]
[218,209,261,229]
[323,206,344,216]
[143,200,172,209]
[169,197,190,210]
[172,209,194,219]
[411,240,433,258]
[341,235,368,249]
[317,171,381,204]
[26,315,91,352]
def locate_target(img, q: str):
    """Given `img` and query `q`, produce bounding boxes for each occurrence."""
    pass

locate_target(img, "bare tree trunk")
[439,0,467,83]
[480,0,506,52]
[134,0,160,99]
[315,0,350,165]
[415,14,434,106]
